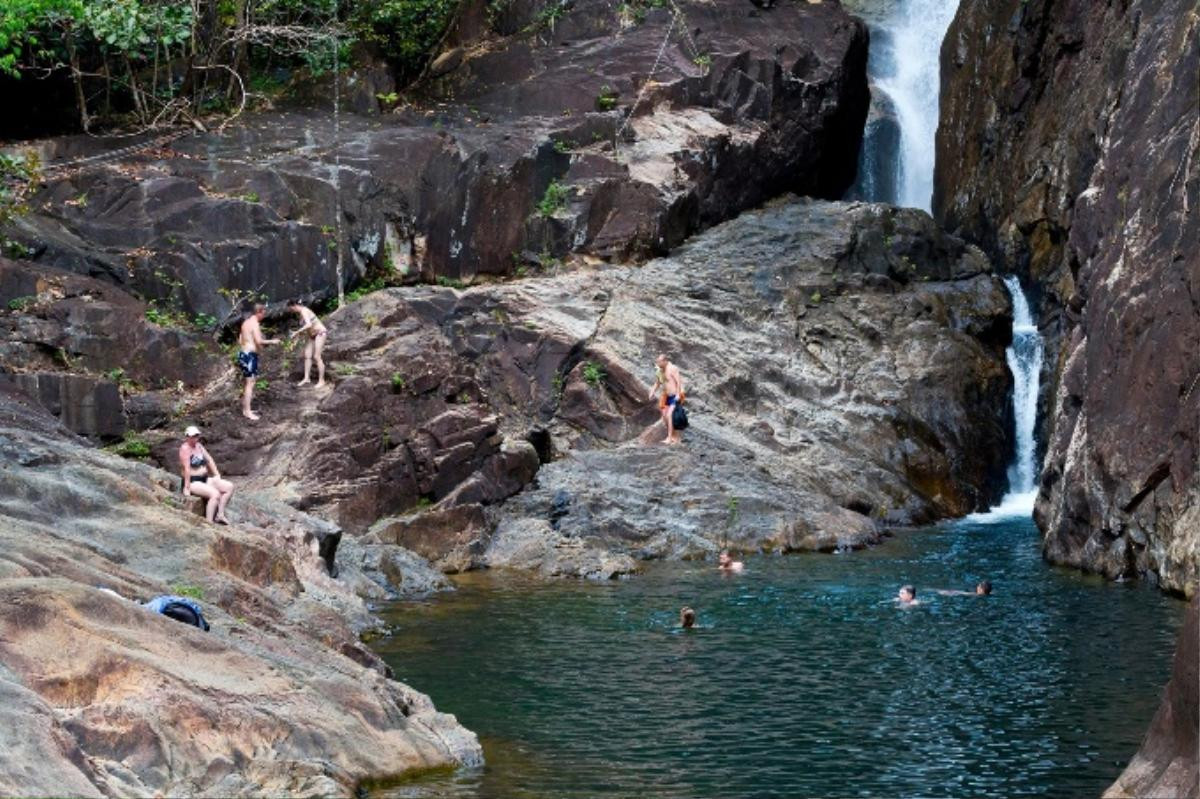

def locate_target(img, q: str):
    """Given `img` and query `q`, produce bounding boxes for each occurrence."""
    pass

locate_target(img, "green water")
[372,516,1184,798]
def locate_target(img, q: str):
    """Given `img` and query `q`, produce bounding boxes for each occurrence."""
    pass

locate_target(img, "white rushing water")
[970,276,1045,522]
[874,0,961,209]
[847,0,962,209]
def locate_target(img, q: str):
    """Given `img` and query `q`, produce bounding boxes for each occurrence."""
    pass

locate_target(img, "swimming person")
[178,425,234,525]
[680,606,696,628]
[897,585,920,606]
[288,301,328,387]
[238,303,281,420]
[936,581,993,596]
[718,550,744,573]
[648,353,684,444]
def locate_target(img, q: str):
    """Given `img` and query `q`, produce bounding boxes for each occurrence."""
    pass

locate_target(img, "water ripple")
[374,517,1183,799]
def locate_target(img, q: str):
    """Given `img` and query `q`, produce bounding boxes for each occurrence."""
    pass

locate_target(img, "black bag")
[671,403,689,431]
[160,601,211,631]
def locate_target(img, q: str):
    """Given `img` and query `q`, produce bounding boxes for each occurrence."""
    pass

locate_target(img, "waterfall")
[1003,276,1043,498]
[844,0,961,210]
[970,276,1044,521]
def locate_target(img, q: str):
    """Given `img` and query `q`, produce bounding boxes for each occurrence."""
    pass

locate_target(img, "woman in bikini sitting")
[179,425,234,525]
[288,301,328,387]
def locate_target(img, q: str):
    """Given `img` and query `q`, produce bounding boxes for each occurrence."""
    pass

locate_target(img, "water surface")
[373,516,1182,798]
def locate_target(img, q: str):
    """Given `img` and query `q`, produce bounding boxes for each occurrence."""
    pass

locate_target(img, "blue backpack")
[144,595,211,631]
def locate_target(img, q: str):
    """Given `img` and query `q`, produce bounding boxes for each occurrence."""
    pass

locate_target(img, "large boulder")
[934,0,1199,596]
[487,197,1013,564]
[0,383,479,796]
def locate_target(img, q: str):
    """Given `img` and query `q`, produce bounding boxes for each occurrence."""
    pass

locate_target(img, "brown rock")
[0,384,480,795]
[936,0,1199,596]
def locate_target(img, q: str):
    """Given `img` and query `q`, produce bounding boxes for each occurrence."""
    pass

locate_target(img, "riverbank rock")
[6,0,867,321]
[0,383,479,796]
[935,0,1199,597]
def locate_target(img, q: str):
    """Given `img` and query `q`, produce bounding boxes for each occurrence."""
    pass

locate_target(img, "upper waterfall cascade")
[846,0,962,210]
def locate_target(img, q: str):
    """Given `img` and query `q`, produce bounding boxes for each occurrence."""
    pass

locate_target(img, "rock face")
[935,0,1199,596]
[483,197,1012,564]
[7,0,868,322]
[181,197,1011,573]
[1104,596,1199,799]
[0,383,479,796]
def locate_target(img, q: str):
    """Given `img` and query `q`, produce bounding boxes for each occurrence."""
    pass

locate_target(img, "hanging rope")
[614,9,679,149]
[331,7,345,309]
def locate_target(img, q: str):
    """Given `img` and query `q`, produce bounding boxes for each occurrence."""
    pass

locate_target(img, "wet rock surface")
[9,0,868,321]
[935,0,1199,596]
[0,384,479,796]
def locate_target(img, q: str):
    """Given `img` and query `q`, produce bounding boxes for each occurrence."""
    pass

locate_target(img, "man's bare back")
[240,316,264,353]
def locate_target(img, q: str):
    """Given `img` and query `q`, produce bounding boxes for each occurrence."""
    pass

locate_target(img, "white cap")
[184,425,201,438]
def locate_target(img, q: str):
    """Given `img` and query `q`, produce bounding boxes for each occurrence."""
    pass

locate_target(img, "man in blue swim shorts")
[238,303,280,420]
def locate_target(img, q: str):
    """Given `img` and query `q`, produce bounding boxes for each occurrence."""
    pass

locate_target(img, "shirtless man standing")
[238,303,280,420]
[648,353,684,444]
[287,301,328,387]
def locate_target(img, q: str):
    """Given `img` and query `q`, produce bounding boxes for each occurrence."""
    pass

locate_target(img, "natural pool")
[372,515,1184,798]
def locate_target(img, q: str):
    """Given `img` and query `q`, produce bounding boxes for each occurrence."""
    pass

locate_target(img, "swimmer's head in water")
[976,580,993,595]
[680,606,696,628]
[718,551,730,565]
[898,585,916,602]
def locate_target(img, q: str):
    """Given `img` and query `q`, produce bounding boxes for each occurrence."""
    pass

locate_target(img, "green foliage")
[552,138,571,153]
[581,360,605,388]
[145,302,188,328]
[334,362,357,376]
[108,431,151,458]
[0,152,41,253]
[809,290,822,304]
[104,366,137,390]
[255,378,269,391]
[350,0,460,83]
[7,295,35,311]
[192,312,218,330]
[435,275,465,289]
[537,180,568,217]
[240,191,260,203]
[595,85,619,111]
[345,276,387,302]
[390,372,406,390]
[170,583,204,600]
[376,90,399,104]
[533,0,568,29]
[692,54,711,69]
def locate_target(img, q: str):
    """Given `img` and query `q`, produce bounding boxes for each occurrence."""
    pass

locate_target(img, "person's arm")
[675,368,684,400]
[204,448,221,480]
[254,322,281,347]
[290,318,314,339]
[179,448,191,496]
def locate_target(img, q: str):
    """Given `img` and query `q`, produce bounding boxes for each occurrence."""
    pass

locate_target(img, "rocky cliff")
[7,0,867,323]
[0,383,478,796]
[935,0,1199,597]
[99,197,1012,577]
